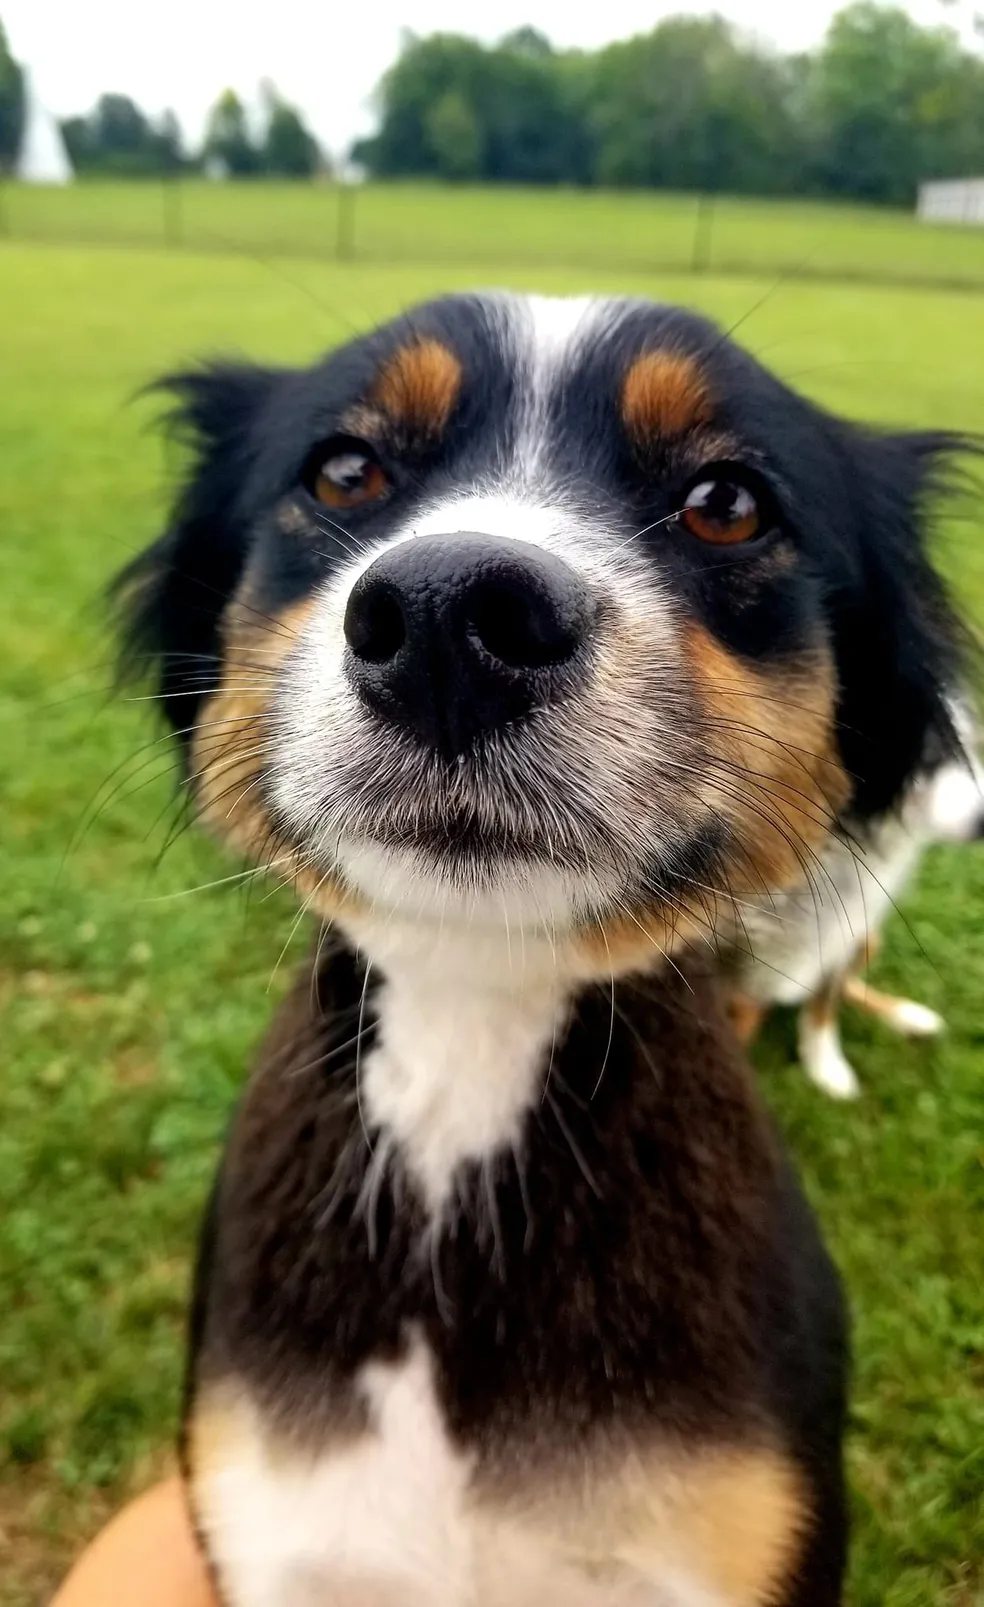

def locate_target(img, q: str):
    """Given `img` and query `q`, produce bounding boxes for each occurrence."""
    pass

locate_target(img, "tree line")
[355,5,984,205]
[60,83,322,179]
[0,20,323,178]
[3,5,984,202]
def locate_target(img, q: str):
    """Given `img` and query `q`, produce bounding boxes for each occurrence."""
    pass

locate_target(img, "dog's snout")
[343,535,594,757]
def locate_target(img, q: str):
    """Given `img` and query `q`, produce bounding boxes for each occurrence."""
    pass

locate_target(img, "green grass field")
[1,220,983,1606]
[5,178,984,287]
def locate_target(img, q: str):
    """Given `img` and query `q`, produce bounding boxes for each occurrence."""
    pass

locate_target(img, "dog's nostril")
[468,581,579,670]
[345,585,406,664]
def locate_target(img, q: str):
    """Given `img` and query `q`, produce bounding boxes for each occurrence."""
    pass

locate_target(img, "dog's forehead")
[317,292,729,409]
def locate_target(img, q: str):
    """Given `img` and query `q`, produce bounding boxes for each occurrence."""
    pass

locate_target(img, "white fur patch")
[739,694,984,1012]
[195,1344,731,1607]
[796,1012,860,1101]
[738,820,922,1007]
[878,997,944,1037]
[197,1346,475,1607]
[511,294,603,481]
[336,834,619,931]
[917,757,984,842]
[355,920,568,1211]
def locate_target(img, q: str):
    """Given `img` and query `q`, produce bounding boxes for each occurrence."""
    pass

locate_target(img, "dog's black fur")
[188,943,849,1607]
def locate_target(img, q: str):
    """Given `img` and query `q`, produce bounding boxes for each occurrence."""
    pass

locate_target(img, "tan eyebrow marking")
[369,338,463,440]
[621,350,714,443]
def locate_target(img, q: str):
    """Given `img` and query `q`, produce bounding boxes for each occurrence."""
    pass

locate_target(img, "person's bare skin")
[52,1479,215,1607]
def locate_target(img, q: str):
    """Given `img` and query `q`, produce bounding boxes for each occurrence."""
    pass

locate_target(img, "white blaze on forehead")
[519,293,603,388]
[509,294,613,481]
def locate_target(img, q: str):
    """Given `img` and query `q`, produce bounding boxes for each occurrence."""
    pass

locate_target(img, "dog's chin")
[330,831,624,931]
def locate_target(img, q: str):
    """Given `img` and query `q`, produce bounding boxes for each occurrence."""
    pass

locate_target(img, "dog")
[727,703,984,1098]
[116,292,969,1607]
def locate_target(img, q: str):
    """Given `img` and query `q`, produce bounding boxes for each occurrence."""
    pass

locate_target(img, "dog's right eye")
[305,438,390,510]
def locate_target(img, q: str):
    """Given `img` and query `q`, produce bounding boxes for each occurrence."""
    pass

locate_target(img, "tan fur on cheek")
[189,596,363,922]
[566,612,721,980]
[571,621,848,982]
[572,906,709,981]
[685,625,849,894]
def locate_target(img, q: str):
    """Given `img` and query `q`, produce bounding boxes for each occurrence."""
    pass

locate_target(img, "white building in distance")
[16,74,73,184]
[917,178,984,225]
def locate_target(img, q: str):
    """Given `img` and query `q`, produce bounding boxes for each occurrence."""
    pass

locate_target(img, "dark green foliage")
[196,84,324,178]
[805,2,984,204]
[59,81,322,183]
[59,95,185,178]
[588,16,803,194]
[354,31,593,185]
[359,4,984,204]
[23,3,984,200]
[202,88,259,177]
[260,86,322,178]
[0,13,25,172]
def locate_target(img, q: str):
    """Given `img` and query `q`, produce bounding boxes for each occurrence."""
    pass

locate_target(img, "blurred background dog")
[728,701,984,1097]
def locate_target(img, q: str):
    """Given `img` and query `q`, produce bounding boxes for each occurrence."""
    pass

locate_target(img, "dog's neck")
[340,913,579,1213]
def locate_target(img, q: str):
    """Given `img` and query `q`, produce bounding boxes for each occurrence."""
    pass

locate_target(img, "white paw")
[799,1024,861,1100]
[807,1049,860,1100]
[886,999,944,1038]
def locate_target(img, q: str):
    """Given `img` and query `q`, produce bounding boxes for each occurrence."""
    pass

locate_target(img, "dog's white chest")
[193,1346,727,1607]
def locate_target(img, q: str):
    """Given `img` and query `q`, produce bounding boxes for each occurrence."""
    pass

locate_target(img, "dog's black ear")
[114,362,285,738]
[828,424,972,819]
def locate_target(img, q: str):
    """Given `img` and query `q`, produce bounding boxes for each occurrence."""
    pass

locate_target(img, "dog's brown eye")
[681,478,760,545]
[313,442,389,509]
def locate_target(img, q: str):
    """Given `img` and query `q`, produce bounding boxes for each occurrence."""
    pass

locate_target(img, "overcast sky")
[3,0,971,156]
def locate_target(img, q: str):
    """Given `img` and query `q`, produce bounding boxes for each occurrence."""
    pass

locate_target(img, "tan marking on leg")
[842,976,944,1036]
[854,931,882,973]
[728,991,768,1046]
[806,974,841,1032]
[798,974,859,1098]
[621,351,714,444]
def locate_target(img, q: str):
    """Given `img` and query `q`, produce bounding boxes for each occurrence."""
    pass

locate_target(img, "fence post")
[162,175,183,248]
[691,192,715,274]
[336,180,356,261]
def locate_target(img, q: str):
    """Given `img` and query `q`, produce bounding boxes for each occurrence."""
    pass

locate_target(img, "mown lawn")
[4,178,984,287]
[0,239,982,1606]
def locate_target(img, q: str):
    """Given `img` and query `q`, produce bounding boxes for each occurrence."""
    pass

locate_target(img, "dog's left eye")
[308,438,390,509]
[681,475,761,545]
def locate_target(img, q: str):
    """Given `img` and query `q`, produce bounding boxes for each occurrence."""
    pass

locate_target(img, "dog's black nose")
[343,535,594,757]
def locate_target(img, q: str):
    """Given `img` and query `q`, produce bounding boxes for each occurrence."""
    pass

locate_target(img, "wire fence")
[3,178,984,291]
